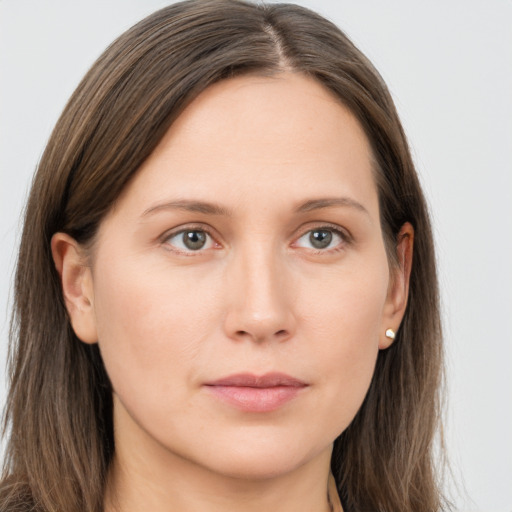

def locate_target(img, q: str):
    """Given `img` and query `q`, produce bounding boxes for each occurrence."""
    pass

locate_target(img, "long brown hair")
[1,1,446,511]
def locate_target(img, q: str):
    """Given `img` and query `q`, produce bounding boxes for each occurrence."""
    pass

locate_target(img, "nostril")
[233,329,289,341]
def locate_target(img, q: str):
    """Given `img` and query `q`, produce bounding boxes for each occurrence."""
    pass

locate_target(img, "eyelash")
[292,224,351,254]
[160,224,219,256]
[160,223,351,256]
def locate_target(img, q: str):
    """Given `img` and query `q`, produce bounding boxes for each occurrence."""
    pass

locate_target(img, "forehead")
[110,72,378,220]
[154,72,371,168]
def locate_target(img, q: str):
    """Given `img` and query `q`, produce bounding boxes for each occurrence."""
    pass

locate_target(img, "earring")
[385,328,396,340]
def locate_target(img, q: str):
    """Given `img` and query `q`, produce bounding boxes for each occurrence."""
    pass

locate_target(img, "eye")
[294,227,346,251]
[165,229,215,252]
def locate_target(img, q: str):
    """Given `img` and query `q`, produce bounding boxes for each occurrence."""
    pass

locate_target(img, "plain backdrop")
[1,1,511,511]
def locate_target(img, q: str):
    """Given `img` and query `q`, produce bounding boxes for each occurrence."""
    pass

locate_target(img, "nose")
[223,243,296,344]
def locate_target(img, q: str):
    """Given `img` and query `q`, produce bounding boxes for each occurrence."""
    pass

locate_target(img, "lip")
[204,372,308,413]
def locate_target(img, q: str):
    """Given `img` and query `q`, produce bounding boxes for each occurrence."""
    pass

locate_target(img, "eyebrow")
[141,196,369,218]
[295,197,369,216]
[142,199,231,217]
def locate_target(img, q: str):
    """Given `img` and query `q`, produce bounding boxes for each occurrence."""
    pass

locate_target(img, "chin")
[203,452,309,481]
[184,429,331,481]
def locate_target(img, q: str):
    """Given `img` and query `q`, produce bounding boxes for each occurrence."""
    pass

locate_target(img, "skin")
[52,72,413,512]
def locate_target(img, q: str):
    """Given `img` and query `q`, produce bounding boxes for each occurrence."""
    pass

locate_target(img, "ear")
[51,232,98,344]
[379,222,414,349]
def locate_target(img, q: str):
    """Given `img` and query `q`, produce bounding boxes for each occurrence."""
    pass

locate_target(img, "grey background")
[1,1,511,510]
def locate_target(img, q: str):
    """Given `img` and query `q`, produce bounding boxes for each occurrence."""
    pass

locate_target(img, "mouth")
[203,372,308,413]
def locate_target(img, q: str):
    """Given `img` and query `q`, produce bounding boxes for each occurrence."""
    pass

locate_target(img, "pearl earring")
[385,328,396,340]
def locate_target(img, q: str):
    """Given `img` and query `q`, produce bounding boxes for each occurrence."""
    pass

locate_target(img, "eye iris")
[309,230,332,249]
[183,230,207,250]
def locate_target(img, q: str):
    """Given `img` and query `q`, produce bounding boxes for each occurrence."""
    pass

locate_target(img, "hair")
[0,1,446,511]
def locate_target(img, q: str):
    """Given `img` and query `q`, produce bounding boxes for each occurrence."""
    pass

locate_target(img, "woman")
[0,1,446,511]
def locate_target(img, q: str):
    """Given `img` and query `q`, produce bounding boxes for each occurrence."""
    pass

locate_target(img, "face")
[56,73,409,481]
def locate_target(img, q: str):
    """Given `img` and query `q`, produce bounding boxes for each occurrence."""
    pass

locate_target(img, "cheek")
[296,255,389,428]
[90,254,222,406]
[299,252,389,352]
